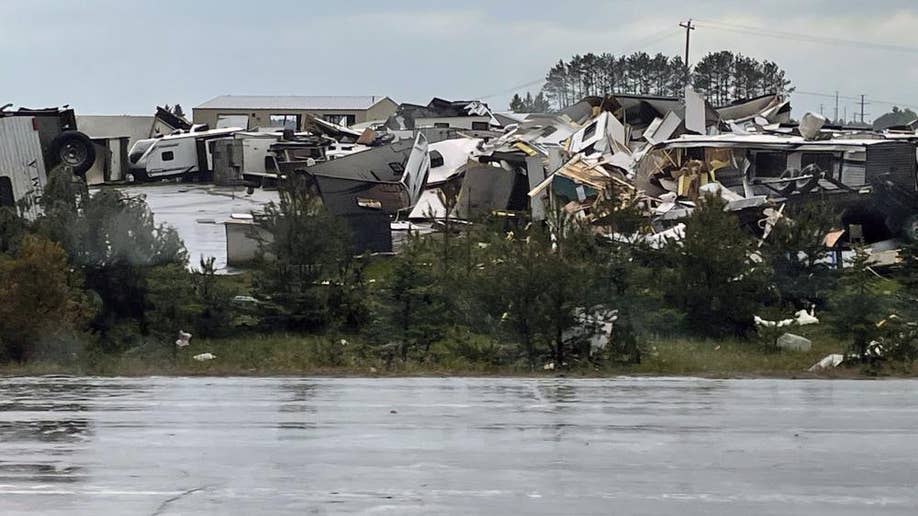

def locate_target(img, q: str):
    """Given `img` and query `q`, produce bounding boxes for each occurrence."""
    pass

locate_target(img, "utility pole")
[679,19,696,87]
[834,91,839,123]
[858,94,870,124]
[819,104,824,116]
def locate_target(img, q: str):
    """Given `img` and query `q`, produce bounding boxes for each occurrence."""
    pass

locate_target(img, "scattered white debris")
[754,315,793,328]
[755,307,819,328]
[175,330,192,347]
[808,354,844,372]
[798,112,827,140]
[543,362,555,371]
[193,353,216,362]
[794,309,819,326]
[776,332,812,352]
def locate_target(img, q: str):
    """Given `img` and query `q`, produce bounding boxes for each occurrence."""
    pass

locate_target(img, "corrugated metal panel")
[0,116,47,218]
[866,142,917,191]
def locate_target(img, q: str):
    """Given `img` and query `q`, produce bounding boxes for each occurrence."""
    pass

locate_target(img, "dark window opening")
[471,121,490,131]
[0,177,14,208]
[429,150,445,168]
[162,151,175,161]
[581,121,597,141]
[754,152,788,178]
[433,122,450,128]
[801,152,835,175]
[323,114,356,126]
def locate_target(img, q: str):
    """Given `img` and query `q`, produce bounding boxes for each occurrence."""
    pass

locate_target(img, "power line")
[476,28,680,100]
[794,90,918,111]
[694,19,918,55]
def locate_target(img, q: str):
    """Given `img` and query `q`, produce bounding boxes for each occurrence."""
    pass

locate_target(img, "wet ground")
[116,184,278,272]
[0,376,916,515]
[115,183,419,272]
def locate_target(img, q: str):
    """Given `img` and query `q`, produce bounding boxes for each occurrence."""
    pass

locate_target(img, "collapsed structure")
[5,90,917,261]
[165,91,918,258]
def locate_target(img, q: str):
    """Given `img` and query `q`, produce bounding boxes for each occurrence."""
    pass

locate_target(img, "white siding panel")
[0,116,47,218]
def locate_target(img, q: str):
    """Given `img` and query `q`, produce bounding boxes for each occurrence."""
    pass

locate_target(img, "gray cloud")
[2,0,916,120]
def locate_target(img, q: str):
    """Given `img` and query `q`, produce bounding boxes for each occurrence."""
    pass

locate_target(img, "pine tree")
[829,247,887,358]
[509,93,525,112]
[660,194,769,336]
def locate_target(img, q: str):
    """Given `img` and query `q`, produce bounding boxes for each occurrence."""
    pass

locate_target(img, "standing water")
[0,376,916,515]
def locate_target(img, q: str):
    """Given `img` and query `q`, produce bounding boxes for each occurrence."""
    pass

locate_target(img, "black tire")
[50,131,96,176]
[131,168,150,182]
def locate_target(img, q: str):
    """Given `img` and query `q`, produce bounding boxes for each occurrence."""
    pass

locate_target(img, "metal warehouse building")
[192,95,399,130]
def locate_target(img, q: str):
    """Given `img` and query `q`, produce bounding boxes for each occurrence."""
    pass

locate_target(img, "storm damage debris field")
[1,376,917,516]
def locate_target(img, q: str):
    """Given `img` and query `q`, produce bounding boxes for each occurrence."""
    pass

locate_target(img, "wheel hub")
[61,142,87,166]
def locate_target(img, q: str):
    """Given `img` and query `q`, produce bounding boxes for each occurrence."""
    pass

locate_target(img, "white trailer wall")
[0,116,47,218]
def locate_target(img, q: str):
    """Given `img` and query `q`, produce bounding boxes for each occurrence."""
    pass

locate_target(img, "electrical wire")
[694,19,918,55]
[476,28,681,100]
[794,90,918,111]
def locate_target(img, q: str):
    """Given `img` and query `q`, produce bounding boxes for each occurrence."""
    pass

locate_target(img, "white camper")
[128,127,242,181]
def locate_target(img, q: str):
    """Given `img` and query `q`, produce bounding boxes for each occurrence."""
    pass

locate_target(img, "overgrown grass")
[2,328,915,378]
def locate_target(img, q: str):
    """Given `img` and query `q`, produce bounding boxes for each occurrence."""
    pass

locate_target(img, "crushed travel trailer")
[303,133,431,252]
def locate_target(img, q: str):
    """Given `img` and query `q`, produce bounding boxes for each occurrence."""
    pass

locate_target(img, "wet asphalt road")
[0,376,916,515]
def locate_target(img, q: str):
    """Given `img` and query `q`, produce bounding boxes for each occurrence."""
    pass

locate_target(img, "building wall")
[76,115,154,149]
[194,108,376,130]
[366,98,399,122]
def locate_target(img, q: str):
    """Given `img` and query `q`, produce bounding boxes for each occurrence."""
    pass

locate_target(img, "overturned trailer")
[1,105,100,217]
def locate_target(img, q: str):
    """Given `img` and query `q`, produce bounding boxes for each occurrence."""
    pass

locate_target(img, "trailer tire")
[50,131,96,176]
[131,168,150,182]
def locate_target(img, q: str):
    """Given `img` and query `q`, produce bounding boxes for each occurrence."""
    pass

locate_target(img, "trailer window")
[0,177,14,208]
[269,114,300,130]
[324,114,356,126]
[801,152,835,175]
[753,152,787,178]
[162,151,175,161]
[471,121,490,130]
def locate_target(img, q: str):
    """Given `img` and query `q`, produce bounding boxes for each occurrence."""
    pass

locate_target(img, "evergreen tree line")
[518,50,793,111]
[248,180,918,371]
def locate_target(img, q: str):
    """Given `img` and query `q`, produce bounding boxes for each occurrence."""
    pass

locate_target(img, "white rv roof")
[158,127,243,140]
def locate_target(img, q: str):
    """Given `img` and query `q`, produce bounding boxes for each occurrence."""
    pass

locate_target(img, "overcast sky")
[3,0,917,121]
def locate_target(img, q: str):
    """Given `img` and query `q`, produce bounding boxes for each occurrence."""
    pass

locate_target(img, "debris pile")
[9,89,917,260]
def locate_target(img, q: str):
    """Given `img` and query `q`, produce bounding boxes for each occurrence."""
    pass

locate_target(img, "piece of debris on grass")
[808,354,844,372]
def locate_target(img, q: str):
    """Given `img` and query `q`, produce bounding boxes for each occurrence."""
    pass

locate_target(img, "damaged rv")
[302,133,431,252]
